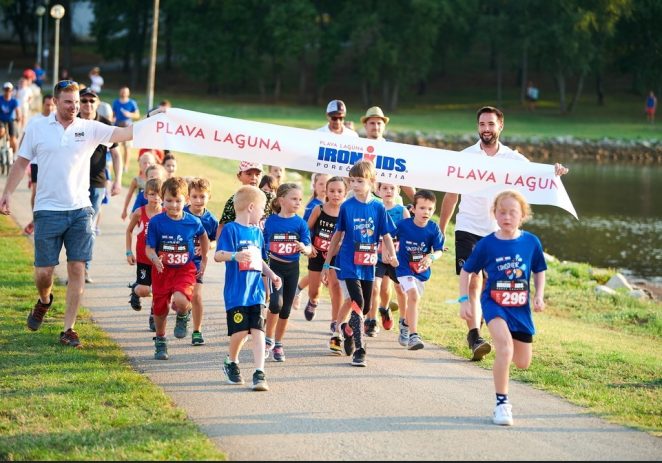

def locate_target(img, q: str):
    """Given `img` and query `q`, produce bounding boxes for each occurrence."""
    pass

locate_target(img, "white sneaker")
[291,291,301,311]
[493,403,513,426]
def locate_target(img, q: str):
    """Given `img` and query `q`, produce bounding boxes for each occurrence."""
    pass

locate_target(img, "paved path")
[2,176,660,461]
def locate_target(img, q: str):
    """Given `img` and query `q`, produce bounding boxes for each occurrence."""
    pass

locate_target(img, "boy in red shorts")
[146,177,210,360]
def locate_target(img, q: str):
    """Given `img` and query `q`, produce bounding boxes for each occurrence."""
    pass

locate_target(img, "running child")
[263,183,312,362]
[125,178,163,332]
[146,177,210,360]
[294,172,330,314]
[121,151,156,220]
[259,174,277,194]
[184,177,219,346]
[459,190,547,426]
[162,152,178,178]
[394,189,444,350]
[322,160,398,367]
[215,185,282,391]
[305,176,346,339]
[366,181,410,336]
[130,163,167,213]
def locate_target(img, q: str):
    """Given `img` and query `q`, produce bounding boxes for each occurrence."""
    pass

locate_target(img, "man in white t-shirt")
[0,79,157,348]
[317,99,359,137]
[438,106,568,361]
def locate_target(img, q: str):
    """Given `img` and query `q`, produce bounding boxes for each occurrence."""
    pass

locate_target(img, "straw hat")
[360,106,389,124]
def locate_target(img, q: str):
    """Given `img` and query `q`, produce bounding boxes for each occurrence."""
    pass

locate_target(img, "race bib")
[408,252,425,274]
[158,242,190,266]
[268,232,299,256]
[354,242,377,266]
[490,279,529,307]
[238,245,263,272]
[313,230,331,252]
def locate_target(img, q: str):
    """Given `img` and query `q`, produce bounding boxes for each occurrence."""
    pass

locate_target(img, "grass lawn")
[127,152,661,436]
[0,216,226,461]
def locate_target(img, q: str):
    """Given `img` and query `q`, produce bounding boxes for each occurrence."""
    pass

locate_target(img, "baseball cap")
[238,161,263,173]
[3,82,13,90]
[80,87,98,98]
[326,99,346,116]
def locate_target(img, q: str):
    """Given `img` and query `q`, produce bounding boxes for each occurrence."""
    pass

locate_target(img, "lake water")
[524,161,662,283]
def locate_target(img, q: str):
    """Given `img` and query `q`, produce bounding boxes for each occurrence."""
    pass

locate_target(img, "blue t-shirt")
[218,222,267,311]
[132,189,148,212]
[112,98,139,125]
[334,197,396,281]
[0,97,19,122]
[184,205,219,267]
[378,204,407,263]
[462,231,547,335]
[146,211,206,270]
[303,197,323,222]
[394,218,444,282]
[263,214,311,262]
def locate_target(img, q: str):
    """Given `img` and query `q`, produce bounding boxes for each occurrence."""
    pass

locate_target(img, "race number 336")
[158,242,189,266]
[490,280,528,307]
[354,242,377,266]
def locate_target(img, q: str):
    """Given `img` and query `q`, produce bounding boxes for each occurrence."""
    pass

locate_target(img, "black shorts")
[375,261,398,283]
[136,262,152,287]
[307,252,334,272]
[455,230,484,275]
[3,120,17,138]
[226,304,265,336]
[511,331,533,344]
[30,163,38,184]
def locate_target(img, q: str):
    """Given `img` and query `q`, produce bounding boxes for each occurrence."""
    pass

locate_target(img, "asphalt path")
[2,175,660,461]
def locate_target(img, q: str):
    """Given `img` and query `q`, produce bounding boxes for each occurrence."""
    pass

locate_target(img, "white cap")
[326,99,346,116]
[3,82,13,90]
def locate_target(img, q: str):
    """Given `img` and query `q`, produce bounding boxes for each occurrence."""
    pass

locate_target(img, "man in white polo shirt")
[0,79,149,348]
[438,106,568,361]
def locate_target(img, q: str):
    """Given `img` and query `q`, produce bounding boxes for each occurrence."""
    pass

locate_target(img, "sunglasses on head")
[56,79,77,88]
[330,116,344,121]
[80,98,96,104]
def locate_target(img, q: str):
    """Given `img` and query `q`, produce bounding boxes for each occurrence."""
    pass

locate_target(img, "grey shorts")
[33,207,95,267]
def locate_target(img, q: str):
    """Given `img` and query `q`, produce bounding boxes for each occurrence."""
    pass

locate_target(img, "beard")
[480,131,498,146]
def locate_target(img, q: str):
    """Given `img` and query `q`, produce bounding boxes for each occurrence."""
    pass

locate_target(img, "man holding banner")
[438,106,568,362]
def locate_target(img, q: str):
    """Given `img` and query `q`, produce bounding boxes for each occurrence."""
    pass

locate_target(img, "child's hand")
[152,256,164,273]
[121,209,128,221]
[459,300,473,321]
[309,247,319,258]
[235,249,252,263]
[534,295,545,312]
[271,274,282,290]
[127,254,136,265]
[389,254,399,267]
[321,268,329,286]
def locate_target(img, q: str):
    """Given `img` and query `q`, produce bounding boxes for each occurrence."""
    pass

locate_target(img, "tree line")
[3,0,661,113]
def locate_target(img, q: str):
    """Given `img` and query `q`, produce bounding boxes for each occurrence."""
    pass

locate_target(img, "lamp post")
[50,4,65,83]
[146,0,160,111]
[35,5,46,67]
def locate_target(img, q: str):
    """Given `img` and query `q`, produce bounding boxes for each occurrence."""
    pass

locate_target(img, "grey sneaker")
[252,370,269,391]
[398,319,409,347]
[408,333,424,350]
[304,300,317,321]
[471,338,492,361]
[223,356,244,385]
[351,348,367,367]
[173,312,189,339]
[153,336,169,360]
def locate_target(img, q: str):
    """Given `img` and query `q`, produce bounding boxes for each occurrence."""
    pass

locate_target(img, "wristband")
[430,253,437,262]
[322,263,331,270]
[150,255,159,263]
[458,295,469,303]
[125,251,133,256]
[231,252,237,262]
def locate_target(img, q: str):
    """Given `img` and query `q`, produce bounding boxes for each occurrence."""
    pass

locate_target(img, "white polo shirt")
[18,113,115,211]
[316,124,359,137]
[455,140,528,237]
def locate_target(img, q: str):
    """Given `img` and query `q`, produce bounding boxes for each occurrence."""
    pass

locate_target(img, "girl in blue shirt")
[263,183,312,362]
[460,190,547,427]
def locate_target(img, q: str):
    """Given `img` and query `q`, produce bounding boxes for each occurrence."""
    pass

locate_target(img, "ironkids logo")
[316,144,407,179]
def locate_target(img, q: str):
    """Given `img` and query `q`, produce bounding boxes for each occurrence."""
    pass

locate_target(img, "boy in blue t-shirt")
[146,177,209,361]
[394,190,445,350]
[215,185,282,391]
[460,190,547,427]
[184,177,219,347]
[322,160,398,367]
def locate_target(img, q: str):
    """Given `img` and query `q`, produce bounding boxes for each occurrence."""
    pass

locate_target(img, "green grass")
[0,217,226,461]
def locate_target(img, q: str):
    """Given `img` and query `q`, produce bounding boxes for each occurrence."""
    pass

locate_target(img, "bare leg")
[64,261,85,330]
[487,318,513,395]
[191,283,203,332]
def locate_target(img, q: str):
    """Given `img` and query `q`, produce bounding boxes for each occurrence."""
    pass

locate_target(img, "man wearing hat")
[318,99,358,137]
[0,82,22,155]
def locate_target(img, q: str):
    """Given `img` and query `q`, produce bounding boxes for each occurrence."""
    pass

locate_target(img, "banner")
[133,108,577,218]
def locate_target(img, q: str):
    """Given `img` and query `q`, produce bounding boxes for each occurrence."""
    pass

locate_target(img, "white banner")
[133,108,577,218]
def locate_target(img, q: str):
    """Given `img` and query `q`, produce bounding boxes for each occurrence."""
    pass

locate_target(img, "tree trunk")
[258,78,266,103]
[567,72,585,113]
[381,79,390,107]
[361,79,370,107]
[556,71,567,114]
[389,80,400,112]
[520,43,528,105]
[273,72,281,102]
[297,55,307,105]
[496,52,503,107]
[596,73,605,106]
[165,10,173,71]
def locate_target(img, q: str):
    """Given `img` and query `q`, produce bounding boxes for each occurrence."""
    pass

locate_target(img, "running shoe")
[148,314,156,332]
[173,312,190,339]
[60,328,82,348]
[389,300,399,313]
[493,403,513,426]
[191,330,205,346]
[223,356,244,385]
[27,294,53,331]
[351,348,367,367]
[291,291,301,311]
[398,319,409,347]
[471,338,492,361]
[265,338,274,359]
[304,300,317,321]
[341,322,354,356]
[153,336,168,360]
[364,319,379,337]
[129,282,142,311]
[330,321,337,335]
[408,333,424,350]
[379,306,393,331]
[252,370,269,391]
[272,345,286,362]
[328,335,342,355]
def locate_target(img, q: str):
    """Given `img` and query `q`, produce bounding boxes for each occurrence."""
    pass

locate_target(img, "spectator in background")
[32,63,45,88]
[525,81,539,111]
[1,82,21,154]
[318,99,359,137]
[89,67,104,94]
[15,78,33,133]
[112,86,140,173]
[645,91,657,124]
